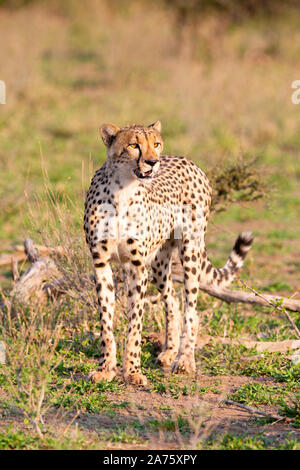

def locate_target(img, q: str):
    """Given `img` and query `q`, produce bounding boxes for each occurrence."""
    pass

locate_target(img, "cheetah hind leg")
[150,242,181,369]
[171,356,196,375]
[124,372,148,386]
[157,349,178,368]
[170,240,200,377]
[156,287,180,368]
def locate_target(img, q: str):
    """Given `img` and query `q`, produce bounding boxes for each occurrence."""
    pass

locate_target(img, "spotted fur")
[84,121,253,385]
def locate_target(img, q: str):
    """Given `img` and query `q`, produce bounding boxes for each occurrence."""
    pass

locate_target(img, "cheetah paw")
[157,349,177,368]
[171,356,196,375]
[124,372,148,386]
[88,369,116,383]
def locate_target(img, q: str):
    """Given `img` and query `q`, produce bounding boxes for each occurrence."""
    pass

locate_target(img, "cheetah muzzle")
[133,156,160,180]
[133,167,153,180]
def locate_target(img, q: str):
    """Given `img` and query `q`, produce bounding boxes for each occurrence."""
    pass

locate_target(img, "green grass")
[261,281,294,292]
[0,427,41,450]
[148,416,190,434]
[267,229,299,241]
[201,433,300,450]
[199,300,299,341]
[280,393,300,428]
[229,382,291,406]
[198,344,300,384]
[0,425,101,450]
[98,426,146,444]
[51,378,125,414]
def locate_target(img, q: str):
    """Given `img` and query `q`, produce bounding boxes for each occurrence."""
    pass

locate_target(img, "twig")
[11,257,19,282]
[222,399,284,422]
[241,280,300,339]
[62,409,81,436]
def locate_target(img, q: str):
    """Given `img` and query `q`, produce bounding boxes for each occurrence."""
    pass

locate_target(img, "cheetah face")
[100,121,163,181]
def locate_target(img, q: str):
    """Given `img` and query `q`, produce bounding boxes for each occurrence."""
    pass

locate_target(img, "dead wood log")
[10,239,62,306]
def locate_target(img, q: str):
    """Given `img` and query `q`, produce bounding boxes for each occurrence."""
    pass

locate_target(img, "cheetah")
[84,121,253,386]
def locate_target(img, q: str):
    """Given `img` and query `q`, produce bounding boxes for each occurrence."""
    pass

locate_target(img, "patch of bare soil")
[63,373,300,448]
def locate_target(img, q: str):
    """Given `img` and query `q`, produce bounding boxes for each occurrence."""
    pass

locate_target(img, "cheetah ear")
[148,120,161,134]
[100,123,120,147]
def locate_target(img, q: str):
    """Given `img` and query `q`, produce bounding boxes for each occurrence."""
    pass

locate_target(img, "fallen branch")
[196,282,300,313]
[146,331,300,354]
[197,336,300,353]
[0,251,31,267]
[0,243,65,267]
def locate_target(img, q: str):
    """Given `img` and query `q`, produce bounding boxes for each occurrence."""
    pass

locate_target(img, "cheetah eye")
[129,143,139,149]
[154,142,160,148]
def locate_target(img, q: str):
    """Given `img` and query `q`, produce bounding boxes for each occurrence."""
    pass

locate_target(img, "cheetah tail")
[203,232,254,288]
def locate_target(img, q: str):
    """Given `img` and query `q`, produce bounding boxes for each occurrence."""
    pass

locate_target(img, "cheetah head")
[100,121,163,181]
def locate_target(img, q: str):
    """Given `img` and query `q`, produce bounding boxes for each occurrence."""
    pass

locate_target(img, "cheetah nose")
[145,160,159,167]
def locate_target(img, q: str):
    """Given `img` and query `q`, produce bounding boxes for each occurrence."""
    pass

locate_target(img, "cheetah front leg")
[123,264,148,386]
[89,257,117,383]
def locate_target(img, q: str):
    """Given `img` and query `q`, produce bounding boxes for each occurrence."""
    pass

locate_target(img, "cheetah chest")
[95,178,174,264]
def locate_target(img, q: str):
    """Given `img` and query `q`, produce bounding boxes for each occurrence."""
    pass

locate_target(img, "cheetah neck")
[104,161,140,211]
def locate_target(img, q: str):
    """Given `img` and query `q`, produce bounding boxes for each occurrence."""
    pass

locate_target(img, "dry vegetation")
[0,0,299,450]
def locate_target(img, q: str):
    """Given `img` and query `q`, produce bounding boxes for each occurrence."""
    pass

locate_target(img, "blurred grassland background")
[0,0,299,286]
